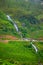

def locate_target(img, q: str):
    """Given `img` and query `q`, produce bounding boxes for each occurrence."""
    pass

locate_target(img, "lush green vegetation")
[0,10,43,38]
[0,41,43,65]
[0,0,43,65]
[0,0,43,38]
[0,11,20,38]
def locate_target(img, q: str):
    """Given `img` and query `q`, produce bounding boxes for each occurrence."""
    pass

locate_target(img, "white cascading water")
[14,23,18,32]
[7,15,42,65]
[7,15,13,22]
[7,15,19,32]
[31,42,42,65]
[7,15,22,38]
[31,42,38,53]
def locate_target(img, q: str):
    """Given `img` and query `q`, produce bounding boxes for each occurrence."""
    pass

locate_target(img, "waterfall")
[30,41,43,65]
[7,15,13,22]
[7,15,19,32]
[14,23,19,32]
[7,15,22,38]
[31,42,38,53]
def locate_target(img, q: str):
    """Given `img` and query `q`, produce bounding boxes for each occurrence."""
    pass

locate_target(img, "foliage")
[0,41,43,65]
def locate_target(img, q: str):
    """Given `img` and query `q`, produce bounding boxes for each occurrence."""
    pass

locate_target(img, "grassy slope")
[2,8,43,38]
[0,0,43,38]
[0,41,43,65]
[0,11,20,38]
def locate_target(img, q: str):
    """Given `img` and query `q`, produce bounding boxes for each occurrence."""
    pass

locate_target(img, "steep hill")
[0,11,20,39]
[0,0,43,39]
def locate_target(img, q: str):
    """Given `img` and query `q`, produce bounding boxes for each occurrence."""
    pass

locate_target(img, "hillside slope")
[0,11,20,39]
[0,0,43,39]
[0,41,43,65]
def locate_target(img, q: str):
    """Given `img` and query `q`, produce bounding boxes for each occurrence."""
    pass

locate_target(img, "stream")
[7,15,42,65]
[7,15,23,38]
[7,15,19,32]
[31,41,38,53]
[7,15,38,53]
